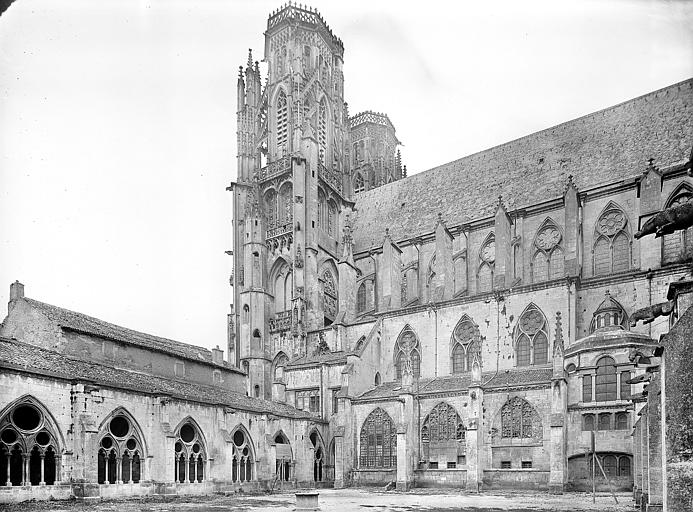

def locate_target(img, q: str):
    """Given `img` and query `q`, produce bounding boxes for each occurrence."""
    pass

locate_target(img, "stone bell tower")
[228,3,357,398]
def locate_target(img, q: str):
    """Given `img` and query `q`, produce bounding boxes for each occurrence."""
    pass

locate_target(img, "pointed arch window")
[595,356,617,402]
[230,428,255,483]
[321,269,338,326]
[317,189,326,230]
[593,205,631,275]
[450,315,481,374]
[354,173,365,194]
[359,408,396,468]
[421,402,465,466]
[97,412,144,484]
[394,326,421,379]
[514,304,549,366]
[478,234,495,293]
[273,432,292,481]
[174,421,206,484]
[327,200,337,237]
[0,398,61,486]
[356,278,375,315]
[532,221,564,282]
[500,397,542,440]
[662,188,693,264]
[273,353,289,382]
[276,90,288,154]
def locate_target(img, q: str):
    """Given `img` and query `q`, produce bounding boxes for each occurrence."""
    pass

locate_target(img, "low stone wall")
[414,469,467,487]
[0,480,263,504]
[0,483,73,504]
[482,469,549,490]
[351,469,395,486]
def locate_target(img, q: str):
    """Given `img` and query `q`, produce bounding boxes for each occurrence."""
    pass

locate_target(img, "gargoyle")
[629,300,675,327]
[634,202,693,239]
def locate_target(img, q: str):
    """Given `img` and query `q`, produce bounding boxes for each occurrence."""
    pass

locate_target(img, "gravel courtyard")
[2,488,633,512]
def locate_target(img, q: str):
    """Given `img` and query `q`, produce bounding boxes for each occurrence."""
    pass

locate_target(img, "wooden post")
[594,454,619,504]
[591,431,595,503]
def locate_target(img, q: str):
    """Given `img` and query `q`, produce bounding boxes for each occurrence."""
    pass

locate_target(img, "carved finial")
[403,164,407,178]
[554,311,565,359]
[238,66,244,79]
[247,49,253,68]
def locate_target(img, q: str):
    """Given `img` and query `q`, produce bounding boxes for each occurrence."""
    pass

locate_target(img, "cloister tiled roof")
[21,297,229,369]
[0,337,313,420]
[286,350,352,368]
[353,79,693,251]
[355,368,553,400]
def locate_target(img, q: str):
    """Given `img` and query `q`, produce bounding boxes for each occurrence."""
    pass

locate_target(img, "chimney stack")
[212,345,224,365]
[10,281,24,302]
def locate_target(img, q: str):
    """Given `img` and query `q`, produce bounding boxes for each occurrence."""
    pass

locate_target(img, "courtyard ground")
[1,488,633,512]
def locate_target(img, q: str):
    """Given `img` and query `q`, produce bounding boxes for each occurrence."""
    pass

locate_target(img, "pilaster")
[466,382,483,492]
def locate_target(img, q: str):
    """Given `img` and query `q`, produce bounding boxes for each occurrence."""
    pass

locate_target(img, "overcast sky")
[1,0,691,355]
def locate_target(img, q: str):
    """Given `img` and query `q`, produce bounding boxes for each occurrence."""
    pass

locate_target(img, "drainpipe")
[427,302,438,377]
[482,290,504,386]
[646,269,653,337]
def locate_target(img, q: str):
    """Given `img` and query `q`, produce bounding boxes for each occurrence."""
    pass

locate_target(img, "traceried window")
[321,269,338,326]
[421,402,465,468]
[450,314,481,374]
[500,397,541,440]
[662,188,693,264]
[595,356,617,401]
[276,90,288,154]
[514,304,549,366]
[230,428,254,483]
[394,326,421,380]
[97,412,144,485]
[354,173,365,194]
[532,221,565,282]
[593,204,631,275]
[174,421,206,484]
[359,408,396,468]
[1,398,60,486]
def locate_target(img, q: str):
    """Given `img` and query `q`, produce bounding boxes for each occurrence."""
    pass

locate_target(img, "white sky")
[1,0,691,354]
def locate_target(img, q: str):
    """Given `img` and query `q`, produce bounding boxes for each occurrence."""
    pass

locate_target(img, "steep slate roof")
[353,79,693,251]
[355,368,552,400]
[21,297,228,369]
[0,337,313,420]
